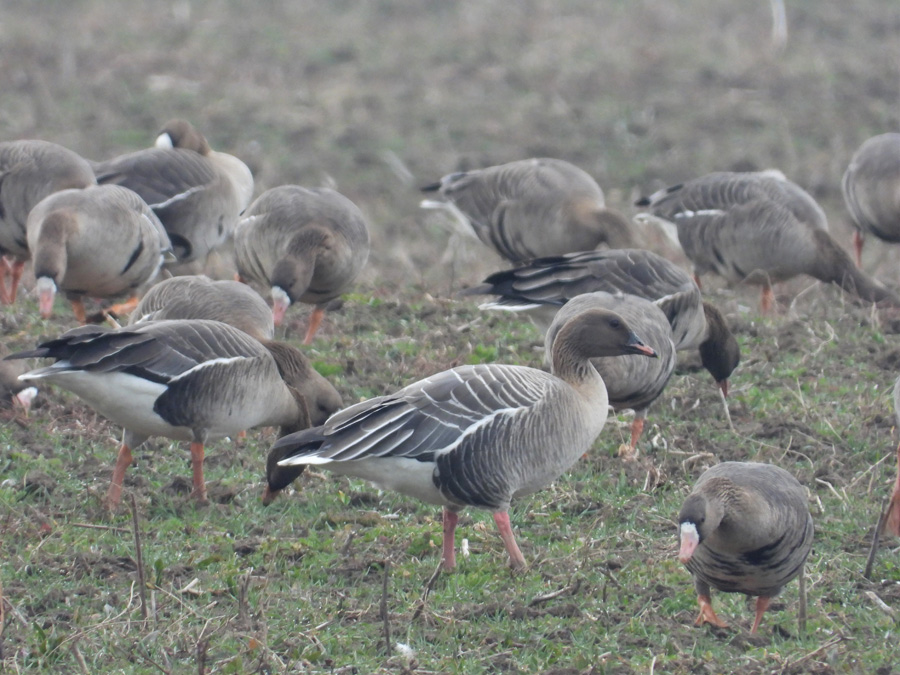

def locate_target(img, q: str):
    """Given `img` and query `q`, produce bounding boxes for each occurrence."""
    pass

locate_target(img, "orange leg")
[750,595,771,634]
[619,417,646,461]
[104,295,140,319]
[7,259,24,304]
[189,441,209,503]
[883,442,900,536]
[853,230,865,268]
[760,284,774,314]
[70,299,88,325]
[694,594,729,629]
[106,443,134,512]
[442,508,459,570]
[493,510,526,570]
[0,257,10,304]
[303,307,326,345]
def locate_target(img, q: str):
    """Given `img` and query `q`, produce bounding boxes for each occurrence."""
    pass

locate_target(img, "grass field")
[2,1,900,673]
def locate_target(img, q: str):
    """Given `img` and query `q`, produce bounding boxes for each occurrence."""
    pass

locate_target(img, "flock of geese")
[1,120,900,635]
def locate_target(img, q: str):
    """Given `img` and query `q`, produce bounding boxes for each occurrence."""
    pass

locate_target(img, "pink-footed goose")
[463,249,740,396]
[26,184,172,323]
[7,319,342,510]
[842,133,900,266]
[0,140,96,304]
[678,461,813,633]
[635,170,900,312]
[544,291,676,458]
[129,275,274,341]
[233,185,370,343]
[421,158,634,263]
[265,307,656,571]
[92,119,254,266]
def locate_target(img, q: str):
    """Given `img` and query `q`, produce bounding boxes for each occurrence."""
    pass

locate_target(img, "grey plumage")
[636,170,900,309]
[422,158,634,263]
[265,307,657,570]
[678,461,813,633]
[130,275,274,341]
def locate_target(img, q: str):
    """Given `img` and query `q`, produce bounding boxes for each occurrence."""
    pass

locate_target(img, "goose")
[842,133,900,266]
[129,275,274,341]
[678,461,813,633]
[421,158,634,263]
[92,119,254,266]
[543,291,676,458]
[635,170,900,312]
[233,185,370,343]
[7,319,342,510]
[26,184,172,323]
[462,249,740,396]
[265,307,657,571]
[0,139,96,304]
[0,343,37,415]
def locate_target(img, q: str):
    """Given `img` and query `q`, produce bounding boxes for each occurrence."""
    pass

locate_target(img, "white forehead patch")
[680,521,699,539]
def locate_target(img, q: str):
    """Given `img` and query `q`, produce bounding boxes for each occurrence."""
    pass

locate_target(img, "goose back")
[130,275,274,341]
[842,133,900,245]
[423,158,634,262]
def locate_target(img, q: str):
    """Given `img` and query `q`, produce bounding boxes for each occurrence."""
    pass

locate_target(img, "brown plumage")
[0,139,96,304]
[678,461,813,633]
[842,133,900,266]
[233,185,370,343]
[421,158,635,263]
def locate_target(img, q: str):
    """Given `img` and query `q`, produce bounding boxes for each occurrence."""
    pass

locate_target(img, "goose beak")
[679,522,700,563]
[35,277,57,319]
[627,333,657,358]
[261,484,280,506]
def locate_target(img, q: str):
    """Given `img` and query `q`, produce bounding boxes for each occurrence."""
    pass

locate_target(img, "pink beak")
[679,524,700,564]
[39,286,55,319]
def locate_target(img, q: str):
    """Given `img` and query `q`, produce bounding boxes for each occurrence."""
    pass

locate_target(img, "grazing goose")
[0,343,37,415]
[678,461,813,633]
[842,133,900,266]
[463,249,740,396]
[544,292,676,458]
[635,170,900,312]
[92,119,254,266]
[7,319,342,510]
[0,140,96,304]
[233,185,370,343]
[421,158,634,263]
[129,275,274,341]
[26,184,172,323]
[265,307,657,571]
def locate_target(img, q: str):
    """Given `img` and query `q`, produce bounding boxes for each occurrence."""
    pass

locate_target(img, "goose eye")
[609,318,621,329]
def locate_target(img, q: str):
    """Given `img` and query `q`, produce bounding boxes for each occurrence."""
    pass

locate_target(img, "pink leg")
[493,510,526,570]
[694,594,728,629]
[441,508,459,570]
[853,230,864,268]
[750,596,771,634]
[303,307,326,345]
[189,441,209,503]
[106,443,134,512]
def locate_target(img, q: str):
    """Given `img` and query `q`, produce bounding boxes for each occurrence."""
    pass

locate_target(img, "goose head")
[155,119,211,155]
[678,491,726,563]
[698,303,740,396]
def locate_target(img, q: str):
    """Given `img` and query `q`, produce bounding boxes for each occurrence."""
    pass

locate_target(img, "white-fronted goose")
[463,249,740,396]
[635,170,900,311]
[0,140,96,304]
[7,319,342,510]
[129,275,274,341]
[233,185,370,343]
[0,342,37,415]
[26,184,172,323]
[544,291,676,458]
[678,461,813,633]
[421,158,634,263]
[92,119,254,266]
[265,307,657,571]
[842,133,900,266]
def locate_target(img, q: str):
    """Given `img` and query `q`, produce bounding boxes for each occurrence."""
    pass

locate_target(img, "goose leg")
[189,441,209,503]
[694,594,728,629]
[750,595,771,634]
[882,441,900,536]
[104,295,140,319]
[618,417,645,461]
[106,443,134,511]
[441,508,459,570]
[493,511,526,570]
[0,257,13,304]
[760,284,775,314]
[70,299,88,325]
[303,307,326,345]
[7,259,24,304]
[853,230,865,268]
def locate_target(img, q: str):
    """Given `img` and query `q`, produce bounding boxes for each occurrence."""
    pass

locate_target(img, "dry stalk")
[411,560,443,622]
[130,494,149,622]
[380,560,392,656]
[797,564,807,635]
[864,496,890,580]
[237,569,254,630]
[70,639,90,674]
